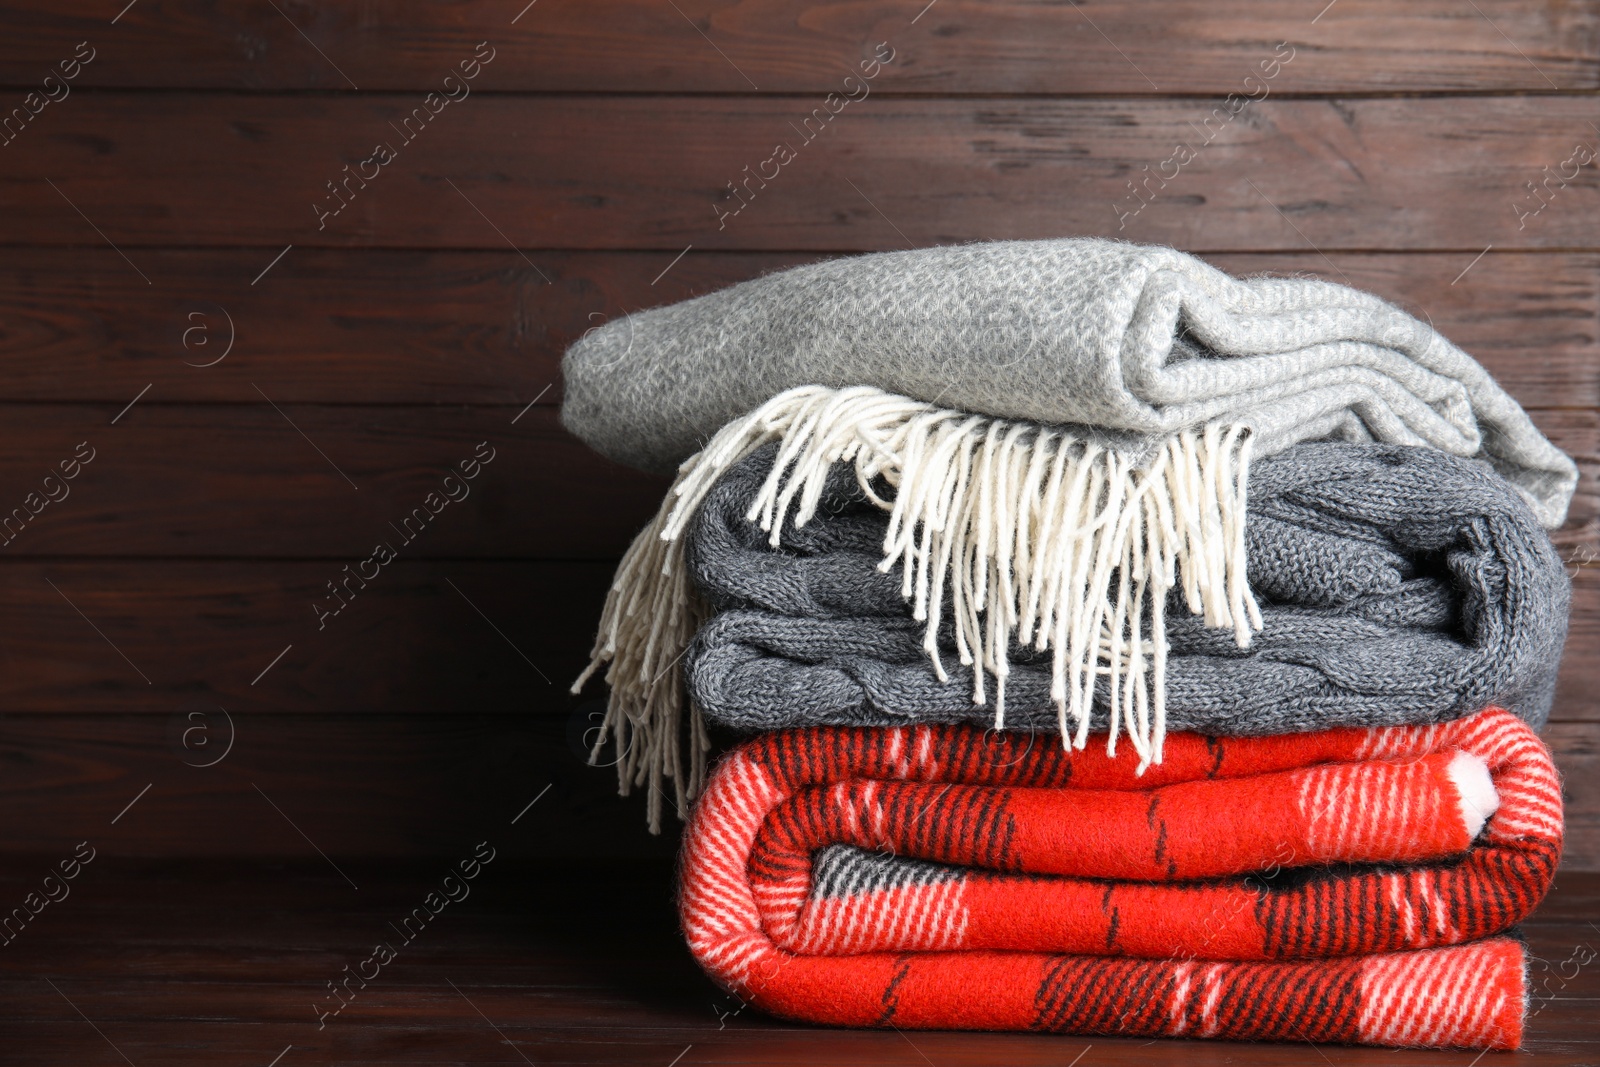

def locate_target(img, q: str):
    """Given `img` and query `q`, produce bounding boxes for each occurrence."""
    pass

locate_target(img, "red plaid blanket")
[680,708,1561,1049]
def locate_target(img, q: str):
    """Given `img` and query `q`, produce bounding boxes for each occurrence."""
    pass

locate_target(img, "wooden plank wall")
[1,0,1597,866]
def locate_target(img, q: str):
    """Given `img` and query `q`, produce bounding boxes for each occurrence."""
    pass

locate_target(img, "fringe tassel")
[574,385,1260,831]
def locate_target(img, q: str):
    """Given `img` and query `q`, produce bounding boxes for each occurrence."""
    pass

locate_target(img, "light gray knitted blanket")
[683,441,1570,736]
[562,239,1576,527]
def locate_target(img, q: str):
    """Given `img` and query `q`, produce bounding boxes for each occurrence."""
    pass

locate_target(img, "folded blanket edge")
[574,384,1262,830]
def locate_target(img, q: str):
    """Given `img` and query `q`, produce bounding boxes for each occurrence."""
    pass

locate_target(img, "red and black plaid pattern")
[680,708,1558,1049]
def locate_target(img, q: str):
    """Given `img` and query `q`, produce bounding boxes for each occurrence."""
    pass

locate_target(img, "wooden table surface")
[3,857,1597,1066]
[3,1,1600,1059]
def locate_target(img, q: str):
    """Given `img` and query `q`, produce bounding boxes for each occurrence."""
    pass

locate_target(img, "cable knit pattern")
[561,238,1576,526]
[684,440,1570,736]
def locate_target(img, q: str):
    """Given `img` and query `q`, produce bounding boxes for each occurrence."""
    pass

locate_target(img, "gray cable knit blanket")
[562,239,1576,527]
[684,441,1570,736]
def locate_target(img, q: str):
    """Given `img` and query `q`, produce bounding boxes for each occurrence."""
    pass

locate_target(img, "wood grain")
[7,96,1600,250]
[3,0,1596,93]
[3,0,1600,882]
[1,561,1597,720]
[0,714,677,860]
[0,405,668,558]
[0,561,611,712]
[2,402,1576,559]
[1528,408,1600,557]
[0,861,1592,1063]
[0,248,1593,407]
[1555,568,1600,722]
[1549,722,1600,871]
[0,714,1595,867]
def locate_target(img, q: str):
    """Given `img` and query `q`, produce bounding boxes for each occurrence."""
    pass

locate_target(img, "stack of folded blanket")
[563,239,1575,1050]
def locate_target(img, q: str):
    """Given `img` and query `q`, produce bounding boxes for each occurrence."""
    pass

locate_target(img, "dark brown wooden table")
[4,1,1600,1060]
[3,857,1596,1065]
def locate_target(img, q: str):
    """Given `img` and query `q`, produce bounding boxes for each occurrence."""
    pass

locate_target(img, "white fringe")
[574,385,1261,831]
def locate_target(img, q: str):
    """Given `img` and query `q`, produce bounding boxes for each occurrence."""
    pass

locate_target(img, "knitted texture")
[680,708,1557,1048]
[561,238,1576,526]
[685,440,1570,736]
[576,386,1263,829]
